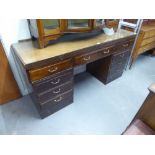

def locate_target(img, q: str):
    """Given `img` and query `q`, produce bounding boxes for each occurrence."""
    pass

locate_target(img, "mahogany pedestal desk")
[12,30,135,118]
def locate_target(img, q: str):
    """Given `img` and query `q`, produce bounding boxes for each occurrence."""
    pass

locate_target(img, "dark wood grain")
[87,56,112,84]
[74,45,115,66]
[32,68,73,94]
[37,81,73,104]
[87,50,131,84]
[39,90,73,118]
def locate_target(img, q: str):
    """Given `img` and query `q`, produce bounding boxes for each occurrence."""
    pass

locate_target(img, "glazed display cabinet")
[29,19,104,48]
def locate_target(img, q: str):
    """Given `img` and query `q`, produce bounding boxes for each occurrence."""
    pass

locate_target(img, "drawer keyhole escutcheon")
[51,78,60,84]
[54,96,62,102]
[48,67,58,73]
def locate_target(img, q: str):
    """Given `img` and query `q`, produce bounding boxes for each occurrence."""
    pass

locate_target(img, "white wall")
[0,19,31,95]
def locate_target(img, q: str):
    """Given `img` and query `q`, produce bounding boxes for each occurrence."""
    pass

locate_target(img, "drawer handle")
[123,43,129,47]
[51,78,60,84]
[83,56,91,61]
[54,96,62,102]
[53,88,61,94]
[48,67,58,73]
[103,49,110,54]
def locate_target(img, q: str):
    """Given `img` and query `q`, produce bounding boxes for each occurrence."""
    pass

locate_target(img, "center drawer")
[74,45,114,66]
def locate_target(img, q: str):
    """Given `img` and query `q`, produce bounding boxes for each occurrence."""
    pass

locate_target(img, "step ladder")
[118,19,143,69]
[118,19,143,33]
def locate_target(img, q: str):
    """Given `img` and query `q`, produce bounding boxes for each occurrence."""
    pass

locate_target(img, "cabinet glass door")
[95,19,103,27]
[42,19,60,35]
[67,19,89,29]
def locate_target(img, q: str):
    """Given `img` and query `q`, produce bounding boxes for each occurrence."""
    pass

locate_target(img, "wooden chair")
[123,83,155,135]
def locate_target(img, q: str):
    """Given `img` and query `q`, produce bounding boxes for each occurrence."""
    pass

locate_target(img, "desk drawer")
[117,40,134,52]
[33,69,73,94]
[40,90,73,111]
[37,81,73,104]
[29,59,73,82]
[74,45,114,65]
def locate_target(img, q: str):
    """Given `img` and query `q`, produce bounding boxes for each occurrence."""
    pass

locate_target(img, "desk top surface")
[12,29,134,67]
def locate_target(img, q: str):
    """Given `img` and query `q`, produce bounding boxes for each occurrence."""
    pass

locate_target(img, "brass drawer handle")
[83,56,91,61]
[54,96,62,102]
[103,49,110,54]
[48,67,58,73]
[53,88,61,94]
[123,43,129,47]
[50,78,60,84]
